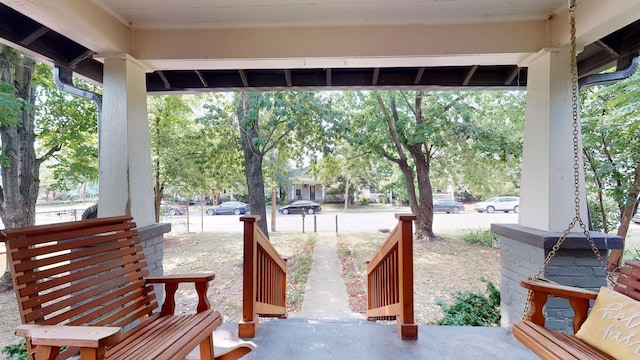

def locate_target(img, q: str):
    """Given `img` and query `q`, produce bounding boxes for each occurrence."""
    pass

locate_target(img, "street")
[165,208,521,234]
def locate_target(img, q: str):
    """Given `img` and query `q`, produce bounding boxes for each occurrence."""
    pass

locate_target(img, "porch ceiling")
[1,1,640,92]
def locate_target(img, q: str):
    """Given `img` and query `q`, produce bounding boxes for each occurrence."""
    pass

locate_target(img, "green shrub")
[461,230,497,247]
[436,278,500,326]
[2,340,28,360]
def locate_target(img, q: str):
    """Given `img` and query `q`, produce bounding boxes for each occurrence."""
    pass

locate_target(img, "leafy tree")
[350,90,523,239]
[0,47,99,289]
[234,92,332,236]
[149,95,211,221]
[580,74,640,270]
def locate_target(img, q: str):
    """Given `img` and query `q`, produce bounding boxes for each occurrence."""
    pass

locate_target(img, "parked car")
[205,201,250,215]
[633,211,640,224]
[474,196,520,213]
[433,199,464,214]
[161,202,186,216]
[279,200,322,215]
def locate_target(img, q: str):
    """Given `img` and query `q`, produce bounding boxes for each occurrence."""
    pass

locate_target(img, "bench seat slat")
[514,321,613,360]
[106,311,221,360]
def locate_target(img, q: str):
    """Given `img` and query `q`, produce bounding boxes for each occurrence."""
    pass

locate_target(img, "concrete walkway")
[294,232,364,319]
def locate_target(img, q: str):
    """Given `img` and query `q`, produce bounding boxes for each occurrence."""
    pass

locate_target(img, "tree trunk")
[0,46,38,290]
[609,166,640,271]
[237,93,269,236]
[344,175,350,210]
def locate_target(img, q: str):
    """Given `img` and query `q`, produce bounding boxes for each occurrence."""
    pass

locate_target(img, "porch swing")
[512,2,640,359]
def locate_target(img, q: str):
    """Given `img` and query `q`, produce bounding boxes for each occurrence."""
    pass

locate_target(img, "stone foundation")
[492,223,622,333]
[138,222,171,301]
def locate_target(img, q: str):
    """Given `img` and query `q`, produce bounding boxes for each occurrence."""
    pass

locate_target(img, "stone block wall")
[493,223,622,334]
[138,222,171,301]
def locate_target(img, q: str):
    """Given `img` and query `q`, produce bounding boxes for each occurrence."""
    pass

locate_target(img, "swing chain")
[521,3,614,321]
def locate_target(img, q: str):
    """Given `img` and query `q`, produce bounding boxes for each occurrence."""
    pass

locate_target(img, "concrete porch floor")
[211,318,537,359]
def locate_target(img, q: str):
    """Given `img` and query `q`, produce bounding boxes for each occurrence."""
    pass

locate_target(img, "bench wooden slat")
[13,236,138,273]
[9,229,137,262]
[15,244,140,286]
[515,260,640,359]
[5,220,136,248]
[3,216,250,360]
[18,254,147,298]
[21,267,146,311]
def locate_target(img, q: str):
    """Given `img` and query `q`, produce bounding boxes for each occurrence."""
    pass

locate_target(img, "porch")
[211,319,536,360]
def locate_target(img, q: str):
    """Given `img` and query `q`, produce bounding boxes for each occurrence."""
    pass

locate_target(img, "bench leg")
[199,334,214,360]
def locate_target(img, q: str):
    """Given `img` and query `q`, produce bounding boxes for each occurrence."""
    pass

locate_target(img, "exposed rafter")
[372,68,380,85]
[326,69,332,86]
[20,26,49,45]
[463,65,478,86]
[505,67,521,86]
[194,70,208,87]
[284,69,292,87]
[239,70,249,87]
[414,68,425,85]
[157,71,171,89]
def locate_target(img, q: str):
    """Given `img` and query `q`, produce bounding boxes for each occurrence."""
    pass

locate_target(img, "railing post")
[396,213,418,340]
[239,215,259,338]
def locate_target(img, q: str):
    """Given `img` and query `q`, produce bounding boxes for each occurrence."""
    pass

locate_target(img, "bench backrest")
[1,216,158,330]
[614,260,640,301]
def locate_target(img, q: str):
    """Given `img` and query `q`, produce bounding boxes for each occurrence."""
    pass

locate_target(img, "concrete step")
[212,318,537,360]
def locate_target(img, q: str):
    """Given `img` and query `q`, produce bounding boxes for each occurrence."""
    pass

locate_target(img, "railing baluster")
[239,216,288,338]
[366,214,418,340]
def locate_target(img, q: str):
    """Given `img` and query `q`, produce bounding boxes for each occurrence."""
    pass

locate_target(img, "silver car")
[474,196,520,213]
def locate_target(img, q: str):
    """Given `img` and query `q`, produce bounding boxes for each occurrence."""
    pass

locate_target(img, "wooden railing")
[239,215,287,338]
[366,213,418,340]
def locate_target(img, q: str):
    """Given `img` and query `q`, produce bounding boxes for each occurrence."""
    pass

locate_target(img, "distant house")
[289,170,324,202]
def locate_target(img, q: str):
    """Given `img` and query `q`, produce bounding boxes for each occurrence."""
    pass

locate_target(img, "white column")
[518,48,588,232]
[99,54,155,227]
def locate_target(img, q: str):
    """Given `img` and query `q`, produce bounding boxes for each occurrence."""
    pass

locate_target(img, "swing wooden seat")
[513,260,640,360]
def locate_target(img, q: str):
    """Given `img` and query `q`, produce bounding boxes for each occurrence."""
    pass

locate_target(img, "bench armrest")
[146,273,216,314]
[16,324,121,348]
[520,278,598,334]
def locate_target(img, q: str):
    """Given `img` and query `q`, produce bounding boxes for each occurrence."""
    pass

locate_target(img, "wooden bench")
[513,260,640,359]
[1,216,251,360]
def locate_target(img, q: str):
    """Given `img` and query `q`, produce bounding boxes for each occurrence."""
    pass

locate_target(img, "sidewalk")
[293,232,364,319]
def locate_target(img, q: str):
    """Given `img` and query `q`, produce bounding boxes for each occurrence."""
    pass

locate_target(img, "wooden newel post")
[396,213,418,340]
[239,215,259,338]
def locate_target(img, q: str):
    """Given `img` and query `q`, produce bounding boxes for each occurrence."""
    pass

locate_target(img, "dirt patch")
[337,231,501,324]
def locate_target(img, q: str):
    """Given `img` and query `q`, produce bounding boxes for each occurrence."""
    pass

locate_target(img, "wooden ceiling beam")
[239,70,249,87]
[463,65,478,86]
[20,26,49,45]
[194,70,208,87]
[504,66,521,85]
[372,68,380,85]
[284,69,292,87]
[157,71,171,89]
[414,67,425,85]
[326,68,332,86]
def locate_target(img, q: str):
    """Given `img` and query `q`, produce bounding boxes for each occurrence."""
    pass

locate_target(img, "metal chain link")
[521,4,614,321]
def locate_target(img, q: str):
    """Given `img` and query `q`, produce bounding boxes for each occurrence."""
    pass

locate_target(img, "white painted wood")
[99,54,155,227]
[519,48,588,232]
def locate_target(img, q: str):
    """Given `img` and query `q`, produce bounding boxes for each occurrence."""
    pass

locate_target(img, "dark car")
[161,202,186,216]
[206,201,250,215]
[279,200,322,215]
[433,199,464,214]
